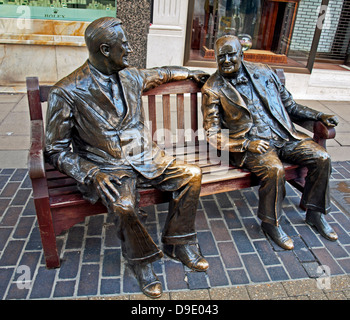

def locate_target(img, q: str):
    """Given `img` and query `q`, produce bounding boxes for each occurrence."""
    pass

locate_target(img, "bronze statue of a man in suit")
[201,35,339,250]
[45,17,209,298]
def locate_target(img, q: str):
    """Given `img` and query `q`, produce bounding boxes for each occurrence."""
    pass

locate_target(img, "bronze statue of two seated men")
[45,17,339,298]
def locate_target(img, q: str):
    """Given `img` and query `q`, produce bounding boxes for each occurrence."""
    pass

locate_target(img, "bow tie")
[230,75,248,86]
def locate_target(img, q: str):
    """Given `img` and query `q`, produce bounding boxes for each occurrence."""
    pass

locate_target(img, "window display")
[186,0,324,70]
[0,0,116,21]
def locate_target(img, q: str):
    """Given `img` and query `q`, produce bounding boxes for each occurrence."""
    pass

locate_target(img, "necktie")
[110,76,125,118]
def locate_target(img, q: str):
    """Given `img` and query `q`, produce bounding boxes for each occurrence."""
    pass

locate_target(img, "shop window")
[185,0,328,72]
[0,0,116,21]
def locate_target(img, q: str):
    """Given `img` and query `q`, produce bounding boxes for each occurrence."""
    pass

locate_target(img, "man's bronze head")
[215,35,243,77]
[85,17,133,74]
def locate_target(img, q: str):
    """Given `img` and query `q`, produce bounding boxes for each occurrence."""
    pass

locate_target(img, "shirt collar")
[89,62,117,85]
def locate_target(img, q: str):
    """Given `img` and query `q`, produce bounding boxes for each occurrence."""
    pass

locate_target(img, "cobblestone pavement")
[0,162,349,300]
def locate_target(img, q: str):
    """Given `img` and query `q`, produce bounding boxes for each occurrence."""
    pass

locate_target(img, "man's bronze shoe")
[261,222,294,250]
[130,262,162,299]
[306,210,338,241]
[164,244,209,272]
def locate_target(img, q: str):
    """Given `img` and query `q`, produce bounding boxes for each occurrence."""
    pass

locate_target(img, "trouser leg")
[102,175,163,265]
[145,162,202,244]
[280,139,332,214]
[244,148,286,225]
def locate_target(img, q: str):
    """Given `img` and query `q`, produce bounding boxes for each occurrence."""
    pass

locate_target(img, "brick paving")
[0,163,349,300]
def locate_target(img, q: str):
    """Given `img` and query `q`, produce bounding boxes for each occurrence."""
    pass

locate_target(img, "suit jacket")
[201,61,322,167]
[45,61,192,186]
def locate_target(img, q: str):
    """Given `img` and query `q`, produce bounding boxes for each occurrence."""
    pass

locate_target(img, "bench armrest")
[28,119,46,179]
[294,119,336,149]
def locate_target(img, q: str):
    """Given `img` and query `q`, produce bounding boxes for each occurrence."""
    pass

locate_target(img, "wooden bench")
[26,72,336,268]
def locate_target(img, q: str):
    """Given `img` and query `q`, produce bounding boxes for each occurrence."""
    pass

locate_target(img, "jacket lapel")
[243,61,294,131]
[75,62,123,129]
[218,72,248,111]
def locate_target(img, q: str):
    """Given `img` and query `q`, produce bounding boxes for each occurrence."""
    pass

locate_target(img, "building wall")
[146,0,189,68]
[117,0,152,68]
[290,0,344,54]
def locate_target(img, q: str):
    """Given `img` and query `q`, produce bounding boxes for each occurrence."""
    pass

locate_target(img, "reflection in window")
[190,0,304,66]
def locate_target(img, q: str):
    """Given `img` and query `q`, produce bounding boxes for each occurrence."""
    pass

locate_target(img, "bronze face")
[101,24,133,72]
[215,36,243,77]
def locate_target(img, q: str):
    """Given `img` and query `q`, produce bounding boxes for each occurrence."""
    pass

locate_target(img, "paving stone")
[209,286,250,300]
[83,238,102,262]
[232,198,253,218]
[254,239,280,266]
[0,182,20,197]
[0,227,12,250]
[53,280,76,298]
[9,189,31,206]
[296,225,324,248]
[65,226,85,249]
[325,291,348,300]
[246,282,288,300]
[195,209,209,230]
[231,230,255,253]
[282,278,321,296]
[13,216,35,239]
[267,266,290,281]
[222,209,242,229]
[104,223,121,247]
[0,240,25,266]
[205,256,229,287]
[59,251,81,279]
[30,266,57,299]
[1,206,22,226]
[209,220,231,241]
[203,200,222,219]
[0,199,11,217]
[217,242,242,269]
[312,248,345,276]
[6,282,30,299]
[100,278,120,295]
[339,258,350,273]
[293,236,316,262]
[77,264,100,297]
[87,215,105,236]
[323,275,350,292]
[215,192,234,209]
[227,269,250,285]
[241,253,270,283]
[242,217,264,240]
[102,249,121,277]
[10,169,28,182]
[0,268,15,299]
[187,271,209,290]
[197,231,218,256]
[170,289,211,300]
[164,259,187,290]
[278,250,309,279]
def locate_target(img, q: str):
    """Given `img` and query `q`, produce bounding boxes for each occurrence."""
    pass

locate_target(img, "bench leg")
[34,197,60,268]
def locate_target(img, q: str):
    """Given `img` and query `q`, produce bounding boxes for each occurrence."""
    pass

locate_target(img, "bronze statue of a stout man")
[201,35,339,250]
[45,17,209,298]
